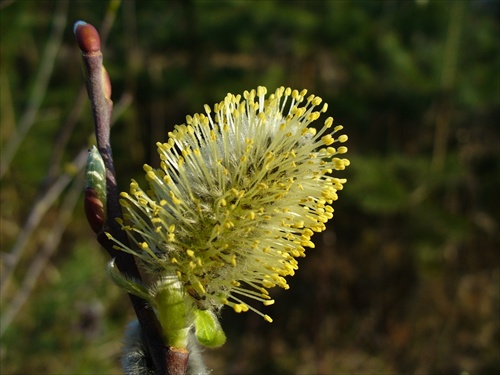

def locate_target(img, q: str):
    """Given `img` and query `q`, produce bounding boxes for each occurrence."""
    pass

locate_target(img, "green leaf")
[193,309,226,348]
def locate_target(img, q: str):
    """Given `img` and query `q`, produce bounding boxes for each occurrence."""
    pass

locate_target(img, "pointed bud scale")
[107,259,151,301]
[101,66,112,100]
[85,146,106,196]
[85,146,106,233]
[73,20,100,54]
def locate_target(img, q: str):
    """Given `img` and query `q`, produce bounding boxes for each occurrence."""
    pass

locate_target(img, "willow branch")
[74,21,182,375]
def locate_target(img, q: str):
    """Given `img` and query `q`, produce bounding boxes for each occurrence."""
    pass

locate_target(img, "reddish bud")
[85,187,105,234]
[74,20,101,54]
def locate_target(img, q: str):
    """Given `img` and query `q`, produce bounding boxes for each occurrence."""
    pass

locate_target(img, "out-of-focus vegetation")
[1,0,498,374]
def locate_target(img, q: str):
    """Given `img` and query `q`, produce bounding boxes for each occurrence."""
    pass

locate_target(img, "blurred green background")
[1,0,498,374]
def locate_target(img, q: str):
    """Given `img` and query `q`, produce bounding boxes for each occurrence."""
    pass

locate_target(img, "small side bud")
[85,188,105,234]
[85,146,106,233]
[74,20,101,54]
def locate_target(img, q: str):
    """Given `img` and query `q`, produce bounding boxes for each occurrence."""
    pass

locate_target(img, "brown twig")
[0,168,85,337]
[0,0,68,179]
[75,21,187,375]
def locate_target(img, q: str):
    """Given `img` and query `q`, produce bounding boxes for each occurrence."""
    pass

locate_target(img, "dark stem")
[75,21,188,375]
[166,347,190,375]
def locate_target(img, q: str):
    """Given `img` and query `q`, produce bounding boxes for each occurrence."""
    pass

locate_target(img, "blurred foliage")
[1,0,498,374]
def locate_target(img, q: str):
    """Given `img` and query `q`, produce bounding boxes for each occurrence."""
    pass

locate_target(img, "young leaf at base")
[193,309,226,348]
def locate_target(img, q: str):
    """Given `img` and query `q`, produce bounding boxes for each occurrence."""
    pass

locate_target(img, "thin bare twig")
[431,0,464,172]
[0,170,85,337]
[0,169,74,298]
[0,0,68,179]
[46,87,87,181]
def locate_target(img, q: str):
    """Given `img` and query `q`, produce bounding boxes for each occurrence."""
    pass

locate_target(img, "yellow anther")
[322,134,334,145]
[312,96,322,106]
[257,86,267,96]
[326,147,336,155]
